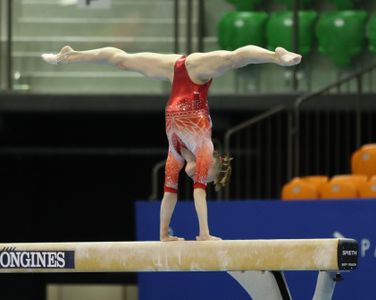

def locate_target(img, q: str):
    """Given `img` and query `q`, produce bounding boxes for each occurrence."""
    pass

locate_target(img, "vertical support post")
[148,160,166,201]
[355,75,362,148]
[0,1,3,90]
[287,110,293,180]
[186,0,192,54]
[197,0,205,52]
[224,131,231,200]
[6,0,12,91]
[292,0,299,91]
[173,0,179,53]
[293,102,301,177]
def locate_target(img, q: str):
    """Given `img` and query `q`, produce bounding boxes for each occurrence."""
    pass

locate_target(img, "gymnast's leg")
[185,46,302,84]
[41,46,180,80]
[41,45,127,65]
[160,150,185,241]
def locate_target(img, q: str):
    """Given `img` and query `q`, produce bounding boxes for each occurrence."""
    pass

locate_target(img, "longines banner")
[136,199,376,300]
[0,249,75,269]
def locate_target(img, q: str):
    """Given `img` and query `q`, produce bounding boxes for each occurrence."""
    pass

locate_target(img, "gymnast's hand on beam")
[160,235,185,242]
[196,234,222,241]
[274,47,302,67]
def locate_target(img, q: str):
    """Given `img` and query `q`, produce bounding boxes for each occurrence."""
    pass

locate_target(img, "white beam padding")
[0,238,358,273]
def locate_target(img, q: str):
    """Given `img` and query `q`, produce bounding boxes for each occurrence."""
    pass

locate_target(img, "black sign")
[0,247,75,269]
[337,239,358,271]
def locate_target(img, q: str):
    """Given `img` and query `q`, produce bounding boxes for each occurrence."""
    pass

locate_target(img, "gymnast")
[42,45,301,241]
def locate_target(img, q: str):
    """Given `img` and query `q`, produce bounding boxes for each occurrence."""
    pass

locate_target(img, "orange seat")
[320,174,367,199]
[332,174,367,189]
[320,181,357,199]
[359,176,376,198]
[301,175,329,190]
[351,144,376,178]
[281,177,319,200]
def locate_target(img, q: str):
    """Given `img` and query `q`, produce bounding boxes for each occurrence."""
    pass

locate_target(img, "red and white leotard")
[164,56,213,193]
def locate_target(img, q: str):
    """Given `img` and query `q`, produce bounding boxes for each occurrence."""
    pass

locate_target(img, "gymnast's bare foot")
[160,235,185,242]
[196,235,222,241]
[275,47,302,66]
[41,45,74,64]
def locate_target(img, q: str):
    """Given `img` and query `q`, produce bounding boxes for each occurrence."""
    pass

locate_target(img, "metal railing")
[291,64,376,178]
[149,159,166,201]
[223,105,290,199]
[6,0,12,91]
[0,0,13,91]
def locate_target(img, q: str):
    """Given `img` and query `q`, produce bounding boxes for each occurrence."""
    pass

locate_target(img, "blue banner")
[136,199,376,300]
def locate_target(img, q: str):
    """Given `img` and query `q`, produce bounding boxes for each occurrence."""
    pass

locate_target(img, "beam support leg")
[228,271,292,300]
[312,271,341,300]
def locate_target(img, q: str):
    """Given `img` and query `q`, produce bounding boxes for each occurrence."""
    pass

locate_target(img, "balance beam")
[0,238,357,273]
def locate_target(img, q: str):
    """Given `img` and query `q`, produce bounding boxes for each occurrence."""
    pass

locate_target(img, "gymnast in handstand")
[42,45,301,241]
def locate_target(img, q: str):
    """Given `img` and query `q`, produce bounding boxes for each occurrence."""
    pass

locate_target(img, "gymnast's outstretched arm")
[185,46,302,83]
[193,188,220,241]
[41,46,181,81]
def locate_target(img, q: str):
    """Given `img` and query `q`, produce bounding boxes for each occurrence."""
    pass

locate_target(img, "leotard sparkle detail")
[164,56,213,193]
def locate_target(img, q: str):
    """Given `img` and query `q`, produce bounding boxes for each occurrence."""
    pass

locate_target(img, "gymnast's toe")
[41,53,59,65]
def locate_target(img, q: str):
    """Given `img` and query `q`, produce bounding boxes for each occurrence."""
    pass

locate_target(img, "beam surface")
[0,238,357,273]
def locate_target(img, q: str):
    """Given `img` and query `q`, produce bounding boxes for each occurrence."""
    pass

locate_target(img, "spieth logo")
[0,247,75,269]
[342,250,358,256]
[333,231,375,258]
